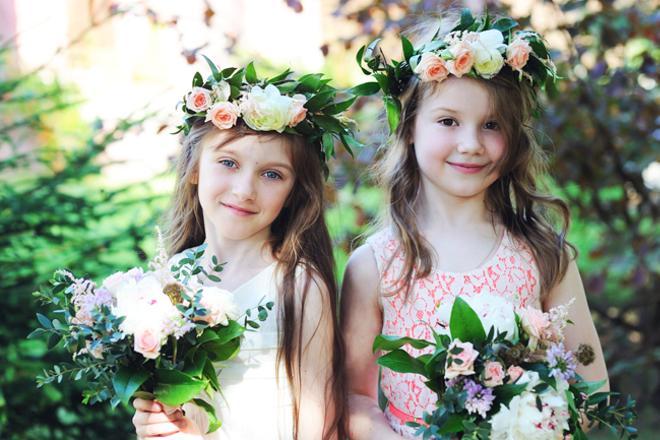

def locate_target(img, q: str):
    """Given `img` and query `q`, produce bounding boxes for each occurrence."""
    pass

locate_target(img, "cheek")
[486,132,507,162]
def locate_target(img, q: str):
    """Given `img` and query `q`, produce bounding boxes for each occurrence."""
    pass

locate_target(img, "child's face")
[196,130,296,242]
[413,76,506,201]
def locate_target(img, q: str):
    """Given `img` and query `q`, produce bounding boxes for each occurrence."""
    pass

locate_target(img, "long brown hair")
[162,122,347,439]
[376,65,575,299]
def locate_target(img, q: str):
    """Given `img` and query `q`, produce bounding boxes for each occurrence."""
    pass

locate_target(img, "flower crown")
[176,56,362,162]
[353,9,559,132]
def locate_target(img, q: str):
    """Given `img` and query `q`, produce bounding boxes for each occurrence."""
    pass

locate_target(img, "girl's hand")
[132,398,203,439]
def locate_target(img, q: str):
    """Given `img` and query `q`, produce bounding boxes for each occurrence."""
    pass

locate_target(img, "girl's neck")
[416,184,494,231]
[203,226,275,269]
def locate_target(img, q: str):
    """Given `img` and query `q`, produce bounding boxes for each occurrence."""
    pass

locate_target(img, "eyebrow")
[429,106,460,115]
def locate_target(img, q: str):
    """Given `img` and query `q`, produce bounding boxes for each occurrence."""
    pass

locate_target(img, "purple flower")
[546,342,577,381]
[463,379,495,418]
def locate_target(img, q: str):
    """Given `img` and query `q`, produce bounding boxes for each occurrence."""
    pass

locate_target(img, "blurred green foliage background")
[0,0,657,438]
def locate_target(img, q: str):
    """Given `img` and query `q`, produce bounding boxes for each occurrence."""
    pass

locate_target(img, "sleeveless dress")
[365,228,542,438]
[179,260,294,439]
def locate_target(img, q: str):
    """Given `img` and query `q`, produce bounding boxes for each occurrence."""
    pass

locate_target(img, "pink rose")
[414,52,449,82]
[445,340,479,379]
[521,307,552,349]
[134,327,162,359]
[447,42,474,77]
[288,94,308,127]
[185,87,212,112]
[507,365,525,383]
[483,361,505,387]
[506,38,532,72]
[205,101,240,129]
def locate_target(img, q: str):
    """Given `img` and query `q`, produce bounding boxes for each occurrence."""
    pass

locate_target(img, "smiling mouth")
[446,161,488,174]
[220,202,257,215]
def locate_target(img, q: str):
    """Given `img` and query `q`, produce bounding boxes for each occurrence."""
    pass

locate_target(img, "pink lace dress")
[366,228,542,437]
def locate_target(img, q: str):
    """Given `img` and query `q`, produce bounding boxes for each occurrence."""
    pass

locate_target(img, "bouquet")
[28,236,273,433]
[373,294,637,439]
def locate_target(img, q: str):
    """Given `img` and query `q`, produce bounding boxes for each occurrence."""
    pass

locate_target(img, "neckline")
[387,227,508,277]
[227,262,277,294]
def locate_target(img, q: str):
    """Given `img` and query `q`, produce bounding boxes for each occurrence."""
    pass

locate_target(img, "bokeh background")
[0,0,657,438]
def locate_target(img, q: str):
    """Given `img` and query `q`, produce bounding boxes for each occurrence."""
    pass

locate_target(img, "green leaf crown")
[176,56,362,163]
[353,9,560,132]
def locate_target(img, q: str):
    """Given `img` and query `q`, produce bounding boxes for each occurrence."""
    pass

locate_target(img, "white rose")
[212,80,231,102]
[240,84,295,133]
[198,287,240,327]
[469,29,506,78]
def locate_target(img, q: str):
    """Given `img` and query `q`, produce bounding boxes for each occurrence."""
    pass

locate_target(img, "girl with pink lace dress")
[341,12,609,439]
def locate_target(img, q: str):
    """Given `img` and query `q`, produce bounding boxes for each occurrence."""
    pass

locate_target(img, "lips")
[446,161,488,174]
[220,202,257,216]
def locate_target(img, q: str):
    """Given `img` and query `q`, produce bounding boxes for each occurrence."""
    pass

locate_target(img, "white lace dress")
[181,262,294,439]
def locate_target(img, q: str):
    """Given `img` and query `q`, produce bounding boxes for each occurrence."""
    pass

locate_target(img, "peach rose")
[445,340,479,379]
[506,38,532,72]
[134,327,162,359]
[521,307,552,349]
[414,52,449,82]
[185,87,212,112]
[288,94,308,127]
[483,361,505,387]
[447,42,474,77]
[205,101,240,129]
[507,365,525,383]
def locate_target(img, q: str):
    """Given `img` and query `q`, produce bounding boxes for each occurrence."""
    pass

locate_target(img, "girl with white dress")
[131,61,354,439]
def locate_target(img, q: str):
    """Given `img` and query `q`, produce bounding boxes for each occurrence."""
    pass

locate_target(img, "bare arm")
[341,245,405,440]
[543,259,609,390]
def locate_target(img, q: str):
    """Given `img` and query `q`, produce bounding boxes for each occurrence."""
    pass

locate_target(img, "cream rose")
[288,94,308,127]
[520,306,552,350]
[445,340,479,379]
[212,80,231,102]
[185,87,212,112]
[205,101,241,129]
[507,365,525,383]
[506,38,532,72]
[415,52,450,82]
[240,84,295,133]
[469,29,506,78]
[483,361,505,387]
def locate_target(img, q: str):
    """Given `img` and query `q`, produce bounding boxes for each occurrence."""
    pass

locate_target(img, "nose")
[231,172,256,201]
[456,127,484,155]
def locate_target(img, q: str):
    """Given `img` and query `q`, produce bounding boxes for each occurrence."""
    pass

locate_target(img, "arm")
[543,259,609,390]
[297,271,341,439]
[341,245,404,440]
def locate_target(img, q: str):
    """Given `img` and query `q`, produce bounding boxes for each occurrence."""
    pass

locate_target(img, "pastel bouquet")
[28,236,272,433]
[373,294,637,439]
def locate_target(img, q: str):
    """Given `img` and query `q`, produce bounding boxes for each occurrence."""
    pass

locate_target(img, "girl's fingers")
[133,408,183,425]
[135,419,185,437]
[133,398,163,413]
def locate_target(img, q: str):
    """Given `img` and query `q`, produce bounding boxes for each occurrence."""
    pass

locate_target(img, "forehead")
[201,129,293,163]
[419,77,494,116]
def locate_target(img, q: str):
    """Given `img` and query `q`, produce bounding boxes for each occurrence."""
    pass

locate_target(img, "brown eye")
[438,118,457,127]
[485,120,500,130]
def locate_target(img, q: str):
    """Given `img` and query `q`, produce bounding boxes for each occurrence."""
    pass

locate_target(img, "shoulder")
[341,243,381,310]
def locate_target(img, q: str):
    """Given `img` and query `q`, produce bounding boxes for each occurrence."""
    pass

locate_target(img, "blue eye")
[484,120,500,130]
[263,170,283,180]
[438,118,457,127]
[219,159,237,168]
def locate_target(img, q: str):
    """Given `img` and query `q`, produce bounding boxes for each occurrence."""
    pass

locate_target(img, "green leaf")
[323,95,357,115]
[47,332,61,349]
[493,17,518,34]
[355,45,370,74]
[245,62,257,84]
[201,55,221,81]
[220,67,236,78]
[438,414,466,434]
[192,72,203,88]
[373,334,434,352]
[213,320,245,345]
[297,73,324,91]
[304,90,336,112]
[192,398,222,433]
[339,134,362,157]
[377,349,427,377]
[267,68,292,84]
[203,359,220,392]
[112,367,150,406]
[401,36,414,60]
[205,337,241,362]
[494,383,528,405]
[154,369,206,407]
[184,350,208,377]
[348,82,381,96]
[314,114,345,132]
[36,313,52,329]
[449,297,486,344]
[383,95,401,133]
[458,8,475,29]
[322,133,335,159]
